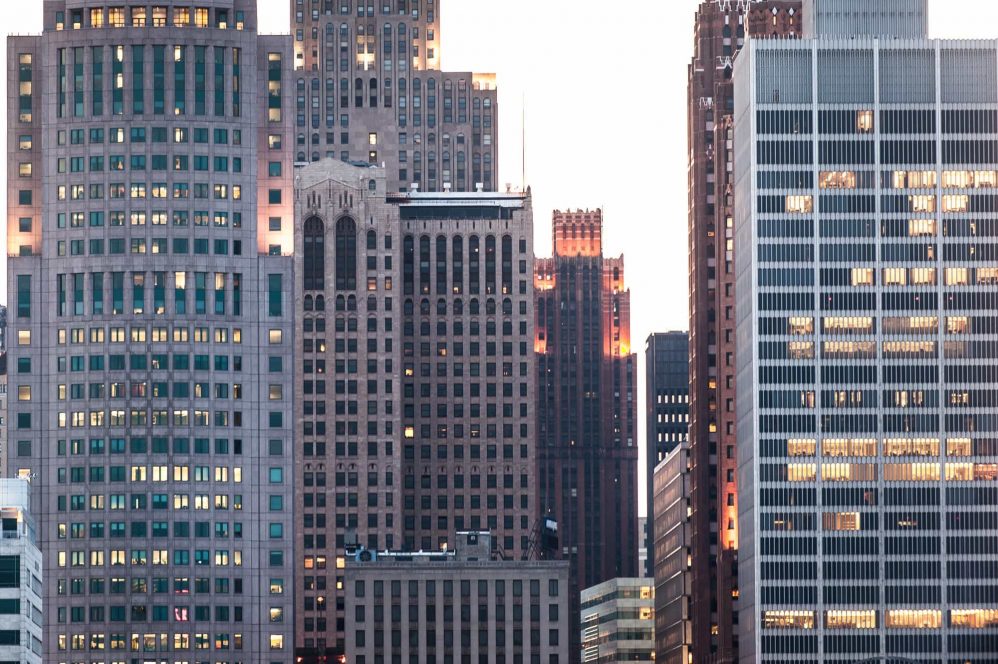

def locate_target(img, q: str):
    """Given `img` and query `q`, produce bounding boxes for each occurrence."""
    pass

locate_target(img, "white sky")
[2,0,997,515]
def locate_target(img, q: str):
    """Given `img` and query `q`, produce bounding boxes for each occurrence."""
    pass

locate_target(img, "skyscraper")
[686,1,799,660]
[535,209,639,650]
[7,2,296,660]
[294,158,536,658]
[290,0,498,193]
[652,444,692,664]
[734,0,998,660]
[644,331,689,578]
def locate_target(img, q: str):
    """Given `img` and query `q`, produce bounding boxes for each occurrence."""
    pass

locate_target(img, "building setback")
[686,1,800,661]
[294,159,536,658]
[0,479,43,663]
[290,0,498,193]
[7,2,296,661]
[652,445,693,664]
[344,531,570,662]
[644,331,689,579]
[580,577,655,663]
[535,209,639,652]
[734,0,998,661]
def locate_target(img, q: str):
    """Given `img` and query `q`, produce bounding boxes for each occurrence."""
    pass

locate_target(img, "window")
[0,557,19,588]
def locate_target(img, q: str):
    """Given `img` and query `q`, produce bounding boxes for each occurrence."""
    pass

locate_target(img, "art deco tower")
[686,1,800,661]
[535,209,638,652]
[290,0,499,193]
[7,2,296,661]
[294,159,536,659]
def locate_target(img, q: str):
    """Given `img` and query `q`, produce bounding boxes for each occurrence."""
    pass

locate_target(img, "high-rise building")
[644,331,689,578]
[652,444,692,664]
[7,3,297,661]
[290,0,498,193]
[0,479,43,664]
[686,2,800,661]
[293,158,536,658]
[580,577,655,663]
[344,531,571,662]
[535,209,638,653]
[637,516,649,578]
[734,1,998,661]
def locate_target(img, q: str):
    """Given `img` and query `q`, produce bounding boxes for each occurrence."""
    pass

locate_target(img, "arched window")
[304,295,314,311]
[303,217,325,291]
[335,217,357,290]
[315,295,325,311]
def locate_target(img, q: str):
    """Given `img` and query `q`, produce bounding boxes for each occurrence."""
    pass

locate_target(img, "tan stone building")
[290,0,498,193]
[345,531,570,663]
[294,159,537,659]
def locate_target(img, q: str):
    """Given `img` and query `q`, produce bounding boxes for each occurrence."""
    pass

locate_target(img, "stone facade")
[7,2,296,661]
[290,0,498,193]
[293,159,536,658]
[344,531,570,662]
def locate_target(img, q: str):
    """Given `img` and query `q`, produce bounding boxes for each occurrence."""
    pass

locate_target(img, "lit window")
[855,110,873,133]
[785,195,813,214]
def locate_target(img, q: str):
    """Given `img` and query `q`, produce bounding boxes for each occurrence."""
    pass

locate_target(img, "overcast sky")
[2,0,997,514]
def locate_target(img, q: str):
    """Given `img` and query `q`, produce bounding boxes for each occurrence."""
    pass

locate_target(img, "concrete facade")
[580,577,655,663]
[685,2,800,661]
[344,531,570,662]
[290,0,498,193]
[0,479,43,664]
[6,2,296,661]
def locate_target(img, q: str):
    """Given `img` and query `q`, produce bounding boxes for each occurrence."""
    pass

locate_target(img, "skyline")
[3,0,998,515]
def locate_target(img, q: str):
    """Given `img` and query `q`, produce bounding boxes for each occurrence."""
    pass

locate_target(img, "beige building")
[290,0,498,193]
[344,531,570,663]
[7,3,297,661]
[294,159,537,658]
[580,577,654,663]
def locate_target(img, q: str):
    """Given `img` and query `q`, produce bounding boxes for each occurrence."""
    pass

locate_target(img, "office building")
[638,517,649,578]
[734,0,998,660]
[344,531,570,662]
[0,479,43,663]
[653,444,692,664]
[580,577,655,663]
[293,158,402,661]
[7,3,296,661]
[644,331,689,578]
[290,0,498,193]
[0,356,7,479]
[294,158,536,658]
[535,209,639,653]
[686,1,800,660]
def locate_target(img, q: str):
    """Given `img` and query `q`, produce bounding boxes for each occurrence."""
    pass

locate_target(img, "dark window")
[0,557,18,588]
[304,217,325,291]
[335,217,357,290]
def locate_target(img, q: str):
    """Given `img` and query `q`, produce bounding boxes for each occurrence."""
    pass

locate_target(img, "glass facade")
[735,21,998,663]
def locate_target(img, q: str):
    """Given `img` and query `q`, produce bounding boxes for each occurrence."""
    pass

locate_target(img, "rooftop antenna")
[521,92,526,192]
